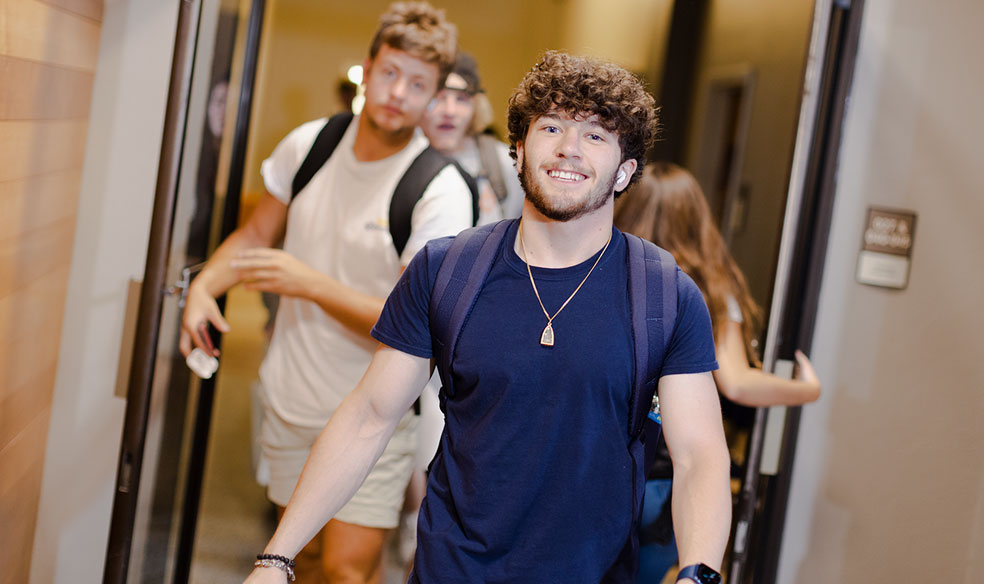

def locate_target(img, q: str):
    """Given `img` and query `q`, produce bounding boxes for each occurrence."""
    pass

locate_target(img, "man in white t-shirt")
[421,52,525,225]
[179,3,473,582]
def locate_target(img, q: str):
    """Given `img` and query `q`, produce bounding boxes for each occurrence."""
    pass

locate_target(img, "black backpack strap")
[476,134,508,203]
[291,119,478,257]
[290,113,354,201]
[625,233,679,438]
[390,146,480,258]
[429,220,512,399]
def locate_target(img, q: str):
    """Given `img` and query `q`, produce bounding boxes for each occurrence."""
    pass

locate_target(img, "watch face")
[696,564,722,584]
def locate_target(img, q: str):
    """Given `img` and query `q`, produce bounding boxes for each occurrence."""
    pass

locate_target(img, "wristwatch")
[676,563,722,584]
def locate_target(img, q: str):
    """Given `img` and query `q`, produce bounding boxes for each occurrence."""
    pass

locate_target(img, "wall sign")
[855,207,917,289]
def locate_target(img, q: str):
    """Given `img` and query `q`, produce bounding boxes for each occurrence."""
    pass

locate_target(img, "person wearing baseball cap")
[421,52,524,224]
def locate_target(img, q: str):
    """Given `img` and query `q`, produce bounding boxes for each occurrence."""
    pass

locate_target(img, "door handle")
[164,262,207,308]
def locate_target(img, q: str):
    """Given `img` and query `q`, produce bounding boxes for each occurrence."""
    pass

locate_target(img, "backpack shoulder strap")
[476,134,508,203]
[390,146,480,258]
[429,220,512,398]
[291,113,354,201]
[625,233,679,437]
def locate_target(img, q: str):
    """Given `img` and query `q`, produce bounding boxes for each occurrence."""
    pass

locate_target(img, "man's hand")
[231,248,319,298]
[179,284,230,358]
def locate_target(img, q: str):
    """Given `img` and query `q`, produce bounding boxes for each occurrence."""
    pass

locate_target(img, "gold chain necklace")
[519,219,612,347]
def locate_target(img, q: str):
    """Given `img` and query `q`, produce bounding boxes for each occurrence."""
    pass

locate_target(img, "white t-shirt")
[258,117,474,427]
[452,136,525,225]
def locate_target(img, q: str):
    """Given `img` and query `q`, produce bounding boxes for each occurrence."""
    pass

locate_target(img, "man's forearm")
[226,246,386,338]
[261,347,428,560]
[304,275,386,339]
[670,452,731,573]
[193,228,263,298]
[194,192,287,300]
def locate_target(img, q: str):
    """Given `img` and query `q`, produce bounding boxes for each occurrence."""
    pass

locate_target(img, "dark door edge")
[755,0,867,582]
[104,2,205,583]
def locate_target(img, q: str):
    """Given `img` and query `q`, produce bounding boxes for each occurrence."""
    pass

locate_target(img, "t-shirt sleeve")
[259,118,327,204]
[399,165,474,266]
[660,268,719,376]
[372,237,452,358]
[726,294,744,323]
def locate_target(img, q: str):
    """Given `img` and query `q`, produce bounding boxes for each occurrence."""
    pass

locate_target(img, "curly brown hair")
[507,51,659,187]
[369,2,458,84]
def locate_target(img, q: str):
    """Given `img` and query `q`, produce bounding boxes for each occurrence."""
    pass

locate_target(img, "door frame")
[103,2,204,580]
[103,1,267,582]
[755,0,867,581]
[726,0,867,581]
[171,1,267,580]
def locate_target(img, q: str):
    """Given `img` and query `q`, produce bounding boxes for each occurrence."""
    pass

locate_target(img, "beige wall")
[684,0,816,310]
[0,1,102,581]
[558,0,673,75]
[779,0,984,581]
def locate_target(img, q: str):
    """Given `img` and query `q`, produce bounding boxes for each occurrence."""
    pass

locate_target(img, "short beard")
[519,153,617,222]
[364,104,415,140]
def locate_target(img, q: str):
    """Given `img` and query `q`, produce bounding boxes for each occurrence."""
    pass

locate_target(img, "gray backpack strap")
[626,234,671,437]
[624,233,678,475]
[475,134,508,203]
[604,233,680,583]
[429,220,512,400]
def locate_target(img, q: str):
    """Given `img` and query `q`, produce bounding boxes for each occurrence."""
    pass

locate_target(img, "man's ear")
[614,159,638,193]
[515,141,525,173]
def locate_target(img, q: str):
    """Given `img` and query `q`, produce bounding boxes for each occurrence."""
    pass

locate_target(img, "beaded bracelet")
[254,553,296,582]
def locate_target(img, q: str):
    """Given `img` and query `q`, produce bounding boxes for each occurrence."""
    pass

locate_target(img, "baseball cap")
[443,52,483,95]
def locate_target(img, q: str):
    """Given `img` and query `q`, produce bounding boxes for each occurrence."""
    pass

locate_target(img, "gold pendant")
[540,322,555,347]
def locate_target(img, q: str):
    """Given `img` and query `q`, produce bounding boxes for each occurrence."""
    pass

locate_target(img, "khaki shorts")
[260,402,418,529]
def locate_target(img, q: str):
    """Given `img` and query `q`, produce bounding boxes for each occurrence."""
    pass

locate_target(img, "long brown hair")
[614,162,762,365]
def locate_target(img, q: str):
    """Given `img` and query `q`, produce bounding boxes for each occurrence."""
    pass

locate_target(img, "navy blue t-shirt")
[372,220,717,583]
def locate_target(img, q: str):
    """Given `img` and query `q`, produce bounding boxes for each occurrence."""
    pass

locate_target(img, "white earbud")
[617,170,626,183]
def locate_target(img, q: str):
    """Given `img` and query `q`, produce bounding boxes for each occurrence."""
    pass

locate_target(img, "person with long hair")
[614,162,821,582]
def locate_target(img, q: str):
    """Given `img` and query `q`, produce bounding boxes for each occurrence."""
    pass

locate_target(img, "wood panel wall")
[0,0,102,580]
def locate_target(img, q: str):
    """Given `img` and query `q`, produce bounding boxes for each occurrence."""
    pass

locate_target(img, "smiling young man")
[244,51,730,584]
[180,3,474,583]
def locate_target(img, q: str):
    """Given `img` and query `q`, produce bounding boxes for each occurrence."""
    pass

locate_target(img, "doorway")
[105,1,855,582]
[103,1,267,582]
